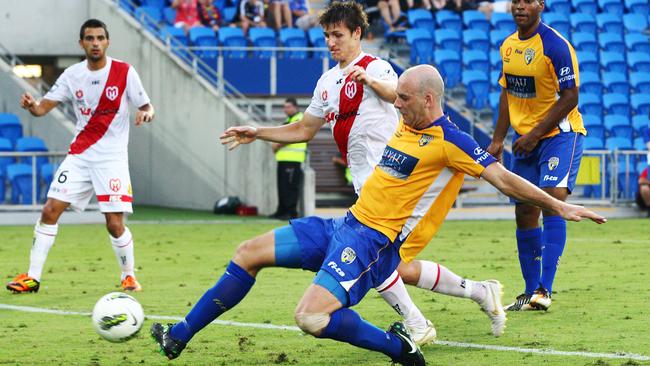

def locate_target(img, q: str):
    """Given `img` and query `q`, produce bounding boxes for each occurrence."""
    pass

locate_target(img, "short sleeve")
[305,74,326,118]
[366,59,398,82]
[442,124,497,178]
[126,66,151,108]
[43,69,71,103]
[542,30,579,91]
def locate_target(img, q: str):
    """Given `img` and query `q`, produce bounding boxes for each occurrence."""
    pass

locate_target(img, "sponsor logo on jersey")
[418,134,433,147]
[548,157,559,171]
[75,89,84,99]
[341,247,357,264]
[543,174,558,181]
[80,107,92,116]
[524,48,535,65]
[559,67,571,76]
[474,146,491,164]
[344,81,357,99]
[325,110,361,124]
[558,73,576,84]
[328,261,346,277]
[109,178,121,192]
[105,86,119,101]
[506,47,512,56]
[505,74,536,98]
[378,146,419,180]
[322,90,328,101]
[91,80,100,85]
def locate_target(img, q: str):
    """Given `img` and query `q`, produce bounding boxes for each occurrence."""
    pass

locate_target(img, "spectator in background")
[270,0,293,30]
[637,167,650,216]
[291,0,318,30]
[198,0,223,32]
[477,0,512,20]
[239,0,266,34]
[173,0,202,32]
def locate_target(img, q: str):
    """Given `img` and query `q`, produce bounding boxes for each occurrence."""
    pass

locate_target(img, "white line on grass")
[2,303,648,361]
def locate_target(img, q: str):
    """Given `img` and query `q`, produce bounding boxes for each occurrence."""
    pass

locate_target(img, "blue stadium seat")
[40,163,56,202]
[308,27,328,59]
[543,12,571,38]
[623,14,648,34]
[143,0,166,9]
[602,72,629,97]
[222,6,237,23]
[625,0,649,15]
[584,136,606,150]
[599,0,624,15]
[490,30,510,49]
[435,29,461,53]
[435,10,462,32]
[189,27,218,70]
[573,0,598,15]
[15,137,48,174]
[189,26,216,44]
[0,137,12,178]
[489,91,500,125]
[576,51,599,73]
[605,115,633,140]
[599,33,625,54]
[632,115,650,134]
[162,7,176,25]
[579,93,603,116]
[406,28,434,65]
[463,10,490,33]
[462,70,490,109]
[0,113,22,148]
[161,25,189,45]
[490,70,501,91]
[571,13,597,34]
[606,136,633,150]
[249,27,277,59]
[586,124,606,141]
[435,49,462,88]
[408,9,435,37]
[628,52,650,73]
[134,6,162,34]
[625,33,650,54]
[572,32,598,54]
[280,28,308,59]
[491,13,515,32]
[580,72,603,95]
[583,114,603,126]
[462,29,489,53]
[7,163,35,204]
[631,94,650,115]
[490,50,502,72]
[603,93,631,117]
[634,137,647,151]
[630,72,650,94]
[547,0,572,13]
[596,13,623,34]
[463,50,489,73]
[219,27,247,59]
[119,0,136,13]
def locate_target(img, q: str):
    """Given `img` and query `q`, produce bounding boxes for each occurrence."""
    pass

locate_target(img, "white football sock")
[416,260,486,302]
[376,270,428,330]
[110,227,135,280]
[27,220,58,282]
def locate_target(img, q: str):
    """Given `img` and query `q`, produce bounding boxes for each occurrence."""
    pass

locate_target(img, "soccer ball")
[92,292,144,342]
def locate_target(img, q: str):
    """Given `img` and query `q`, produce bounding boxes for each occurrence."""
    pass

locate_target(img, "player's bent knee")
[294,312,330,335]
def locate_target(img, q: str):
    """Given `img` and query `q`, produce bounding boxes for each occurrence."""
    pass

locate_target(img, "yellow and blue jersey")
[349,115,497,262]
[499,22,585,138]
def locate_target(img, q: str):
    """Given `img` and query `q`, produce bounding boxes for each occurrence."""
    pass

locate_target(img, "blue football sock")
[540,216,566,294]
[170,261,255,343]
[318,308,403,359]
[516,227,543,295]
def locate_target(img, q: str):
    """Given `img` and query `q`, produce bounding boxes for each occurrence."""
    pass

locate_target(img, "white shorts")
[47,155,133,213]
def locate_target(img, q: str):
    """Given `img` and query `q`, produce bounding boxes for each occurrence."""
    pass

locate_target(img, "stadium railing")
[0,151,66,209]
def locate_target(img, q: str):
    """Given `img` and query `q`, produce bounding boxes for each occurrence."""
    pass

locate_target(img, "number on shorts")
[57,170,69,184]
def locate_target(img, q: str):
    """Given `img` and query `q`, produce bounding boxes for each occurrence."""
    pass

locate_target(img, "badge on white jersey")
[105,86,119,101]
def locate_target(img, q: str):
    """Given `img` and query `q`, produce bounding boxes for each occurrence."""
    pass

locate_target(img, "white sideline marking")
[2,303,649,361]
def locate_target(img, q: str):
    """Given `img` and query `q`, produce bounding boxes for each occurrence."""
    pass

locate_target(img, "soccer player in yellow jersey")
[487,0,585,311]
[152,65,604,365]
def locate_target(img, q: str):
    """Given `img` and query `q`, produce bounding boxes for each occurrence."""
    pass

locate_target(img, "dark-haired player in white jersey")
[7,19,154,294]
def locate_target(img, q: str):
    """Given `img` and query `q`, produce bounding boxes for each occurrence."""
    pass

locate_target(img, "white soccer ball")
[92,292,144,342]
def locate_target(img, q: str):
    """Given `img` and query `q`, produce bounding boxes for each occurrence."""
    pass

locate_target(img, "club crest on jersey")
[75,89,84,99]
[341,247,357,264]
[105,86,119,101]
[344,81,357,99]
[419,134,433,147]
[548,157,559,171]
[524,48,535,65]
[109,178,121,192]
[321,90,328,101]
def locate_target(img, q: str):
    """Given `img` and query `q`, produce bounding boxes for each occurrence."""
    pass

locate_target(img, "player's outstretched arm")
[480,162,606,224]
[20,92,59,117]
[220,112,324,151]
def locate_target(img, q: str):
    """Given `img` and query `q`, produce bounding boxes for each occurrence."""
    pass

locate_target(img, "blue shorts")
[274,213,400,307]
[510,132,584,202]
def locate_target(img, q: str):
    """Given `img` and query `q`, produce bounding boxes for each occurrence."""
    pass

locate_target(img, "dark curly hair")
[319,1,369,39]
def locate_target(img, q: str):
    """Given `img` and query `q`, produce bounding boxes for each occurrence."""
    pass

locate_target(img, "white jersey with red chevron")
[44,57,150,162]
[306,52,399,193]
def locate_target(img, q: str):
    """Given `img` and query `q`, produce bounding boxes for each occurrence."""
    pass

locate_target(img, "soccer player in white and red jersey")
[6,19,154,294]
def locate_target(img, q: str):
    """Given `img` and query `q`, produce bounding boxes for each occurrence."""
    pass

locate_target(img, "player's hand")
[512,132,540,157]
[486,141,504,164]
[20,93,36,110]
[220,126,258,150]
[348,66,373,85]
[135,110,154,126]
[557,202,607,224]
